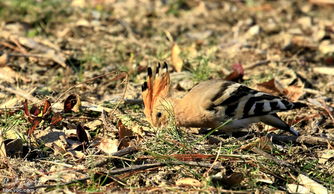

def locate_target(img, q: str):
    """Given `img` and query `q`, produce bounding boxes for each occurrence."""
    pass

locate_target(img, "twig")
[53,72,126,105]
[266,134,297,144]
[244,60,270,70]
[28,160,224,190]
[0,85,39,103]
[89,146,139,168]
[203,141,222,177]
[251,147,292,168]
[267,134,333,146]
[297,135,334,146]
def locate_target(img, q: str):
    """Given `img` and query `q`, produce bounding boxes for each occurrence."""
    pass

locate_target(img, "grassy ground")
[1,0,334,193]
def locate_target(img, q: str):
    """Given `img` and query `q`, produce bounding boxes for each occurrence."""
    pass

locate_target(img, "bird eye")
[156,112,162,118]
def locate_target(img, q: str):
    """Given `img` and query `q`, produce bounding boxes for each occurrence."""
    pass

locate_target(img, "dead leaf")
[313,66,334,75]
[118,120,133,139]
[171,43,183,72]
[287,184,311,193]
[16,36,67,67]
[283,84,305,102]
[4,139,23,157]
[99,138,119,155]
[50,113,63,125]
[76,124,89,144]
[175,177,202,187]
[318,149,334,164]
[257,78,304,101]
[27,117,42,136]
[117,120,135,149]
[0,136,7,157]
[224,63,244,82]
[309,0,334,5]
[0,66,30,83]
[297,174,328,194]
[64,94,81,113]
[240,136,273,152]
[0,52,8,67]
[222,172,244,188]
[257,79,284,96]
[42,100,51,116]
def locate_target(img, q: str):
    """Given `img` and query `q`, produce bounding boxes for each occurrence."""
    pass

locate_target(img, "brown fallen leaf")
[256,78,284,96]
[171,43,183,72]
[283,84,305,102]
[50,113,63,125]
[4,139,23,157]
[222,172,244,188]
[76,124,89,144]
[224,63,244,82]
[0,52,8,67]
[175,177,202,187]
[240,136,273,152]
[257,78,304,102]
[297,174,328,194]
[27,117,42,136]
[313,66,334,75]
[99,138,119,155]
[64,94,81,113]
[117,120,134,149]
[0,66,30,83]
[0,136,7,157]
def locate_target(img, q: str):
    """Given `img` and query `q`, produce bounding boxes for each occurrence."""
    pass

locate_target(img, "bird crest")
[141,62,171,124]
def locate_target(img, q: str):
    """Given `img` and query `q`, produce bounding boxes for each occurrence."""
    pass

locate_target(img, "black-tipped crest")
[163,61,168,69]
[147,67,152,77]
[156,62,161,74]
[142,82,148,91]
[142,62,171,127]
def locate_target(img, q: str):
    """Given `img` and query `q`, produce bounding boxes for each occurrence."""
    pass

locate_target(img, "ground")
[0,0,334,193]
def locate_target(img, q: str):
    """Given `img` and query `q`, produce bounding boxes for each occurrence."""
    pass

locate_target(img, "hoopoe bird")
[141,62,307,136]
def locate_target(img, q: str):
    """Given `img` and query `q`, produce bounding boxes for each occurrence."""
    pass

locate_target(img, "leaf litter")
[0,0,334,193]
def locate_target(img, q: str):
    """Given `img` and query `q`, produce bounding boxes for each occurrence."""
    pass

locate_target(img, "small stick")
[251,147,292,168]
[27,160,224,190]
[89,146,139,168]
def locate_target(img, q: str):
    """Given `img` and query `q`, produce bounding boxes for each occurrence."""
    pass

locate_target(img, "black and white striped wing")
[208,81,306,120]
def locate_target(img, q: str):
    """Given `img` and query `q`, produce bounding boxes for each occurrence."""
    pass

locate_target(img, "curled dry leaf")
[224,63,244,82]
[30,104,41,117]
[118,120,134,149]
[4,139,23,157]
[297,174,328,194]
[287,184,311,193]
[257,78,304,101]
[318,150,334,164]
[27,117,42,136]
[175,177,202,187]
[50,113,63,125]
[64,94,81,113]
[24,99,59,136]
[0,52,8,67]
[222,172,244,188]
[313,66,334,75]
[240,136,273,152]
[23,99,30,117]
[171,43,183,72]
[76,124,89,144]
[0,136,6,157]
[42,100,52,116]
[0,66,30,83]
[118,120,133,139]
[99,138,119,155]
